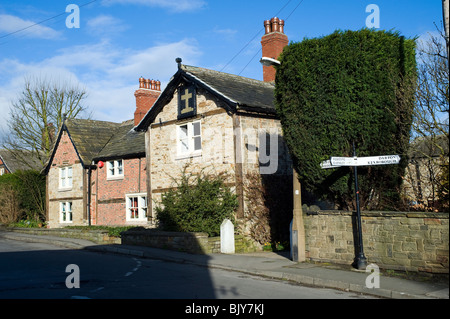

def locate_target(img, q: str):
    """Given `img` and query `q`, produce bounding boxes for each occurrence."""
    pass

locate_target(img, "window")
[126,194,147,221]
[177,121,201,156]
[59,166,73,189]
[107,159,124,179]
[60,201,73,223]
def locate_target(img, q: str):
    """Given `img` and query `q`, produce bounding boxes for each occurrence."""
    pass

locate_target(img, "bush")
[0,170,45,224]
[155,168,238,236]
[275,29,416,210]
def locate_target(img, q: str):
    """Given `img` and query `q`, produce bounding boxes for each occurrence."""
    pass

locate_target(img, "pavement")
[0,230,448,299]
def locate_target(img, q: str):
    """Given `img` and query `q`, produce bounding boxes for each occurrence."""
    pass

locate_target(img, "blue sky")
[0,0,444,140]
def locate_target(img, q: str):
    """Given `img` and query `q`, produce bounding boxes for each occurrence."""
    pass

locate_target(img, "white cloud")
[86,15,129,37]
[0,14,61,40]
[101,0,207,13]
[0,38,202,135]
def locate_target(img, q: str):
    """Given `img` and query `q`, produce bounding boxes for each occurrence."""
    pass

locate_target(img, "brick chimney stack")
[134,77,161,126]
[261,17,288,82]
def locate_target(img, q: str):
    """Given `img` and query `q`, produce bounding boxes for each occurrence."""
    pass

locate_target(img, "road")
[0,239,375,300]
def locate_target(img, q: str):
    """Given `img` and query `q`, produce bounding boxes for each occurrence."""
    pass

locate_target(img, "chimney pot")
[134,77,162,126]
[279,19,285,33]
[271,17,279,32]
[264,20,271,34]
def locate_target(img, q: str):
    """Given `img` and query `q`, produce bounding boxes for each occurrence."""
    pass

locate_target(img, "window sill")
[175,152,202,161]
[58,187,73,192]
[107,176,124,181]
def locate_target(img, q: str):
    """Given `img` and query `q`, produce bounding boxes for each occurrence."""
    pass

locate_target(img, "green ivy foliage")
[274,29,416,210]
[155,169,238,236]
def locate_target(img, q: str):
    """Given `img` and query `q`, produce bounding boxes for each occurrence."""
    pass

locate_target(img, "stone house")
[135,17,293,236]
[402,135,449,210]
[42,79,161,227]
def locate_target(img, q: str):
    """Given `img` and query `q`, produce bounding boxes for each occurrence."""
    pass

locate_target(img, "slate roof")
[0,149,44,173]
[181,64,276,113]
[408,135,449,159]
[64,119,120,164]
[136,63,276,131]
[95,120,145,161]
[42,118,146,174]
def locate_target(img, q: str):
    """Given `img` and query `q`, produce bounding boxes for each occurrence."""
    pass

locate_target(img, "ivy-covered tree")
[274,29,416,210]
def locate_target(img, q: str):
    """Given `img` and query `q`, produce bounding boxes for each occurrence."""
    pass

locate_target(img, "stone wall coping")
[8,227,111,234]
[122,229,209,238]
[305,210,449,219]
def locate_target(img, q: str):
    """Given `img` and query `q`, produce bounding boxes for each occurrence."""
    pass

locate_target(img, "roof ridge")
[181,64,275,87]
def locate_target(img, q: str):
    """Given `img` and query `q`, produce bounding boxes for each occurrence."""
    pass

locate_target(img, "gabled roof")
[42,118,145,174]
[94,120,145,161]
[408,135,450,159]
[64,119,120,164]
[0,149,43,173]
[135,63,276,131]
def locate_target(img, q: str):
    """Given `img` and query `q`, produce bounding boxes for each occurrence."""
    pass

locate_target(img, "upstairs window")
[177,121,201,157]
[107,159,124,179]
[59,166,73,189]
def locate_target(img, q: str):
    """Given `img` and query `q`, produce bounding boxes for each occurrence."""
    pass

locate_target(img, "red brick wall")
[93,157,147,225]
[134,88,160,126]
[52,132,81,166]
[261,32,288,82]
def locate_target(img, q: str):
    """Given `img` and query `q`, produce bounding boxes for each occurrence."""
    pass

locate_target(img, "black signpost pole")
[353,141,367,270]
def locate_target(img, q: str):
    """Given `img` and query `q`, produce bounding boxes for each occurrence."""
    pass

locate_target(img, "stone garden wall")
[304,210,449,273]
[121,229,258,254]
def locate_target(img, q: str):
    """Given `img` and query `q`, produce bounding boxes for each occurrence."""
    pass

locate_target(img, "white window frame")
[60,201,73,223]
[59,166,73,190]
[177,121,202,158]
[107,159,124,179]
[126,193,148,221]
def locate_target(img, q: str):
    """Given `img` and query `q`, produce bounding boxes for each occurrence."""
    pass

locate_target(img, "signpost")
[320,145,401,270]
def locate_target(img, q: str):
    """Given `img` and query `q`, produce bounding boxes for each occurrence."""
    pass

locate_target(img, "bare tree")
[407,25,449,211]
[414,27,449,142]
[1,76,90,168]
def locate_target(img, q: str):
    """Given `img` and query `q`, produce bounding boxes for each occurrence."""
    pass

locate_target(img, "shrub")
[0,170,45,224]
[275,29,416,210]
[155,167,238,236]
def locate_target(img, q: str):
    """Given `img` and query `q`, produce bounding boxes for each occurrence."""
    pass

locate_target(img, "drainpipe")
[87,166,92,226]
[87,163,97,226]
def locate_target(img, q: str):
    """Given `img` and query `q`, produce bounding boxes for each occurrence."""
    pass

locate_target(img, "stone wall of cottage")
[402,157,448,209]
[238,115,293,242]
[93,157,147,225]
[47,131,85,228]
[149,85,236,220]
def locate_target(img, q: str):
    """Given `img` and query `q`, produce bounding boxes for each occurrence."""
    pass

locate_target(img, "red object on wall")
[98,161,104,168]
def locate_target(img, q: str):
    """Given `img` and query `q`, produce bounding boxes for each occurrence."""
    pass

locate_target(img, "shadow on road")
[0,238,217,299]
